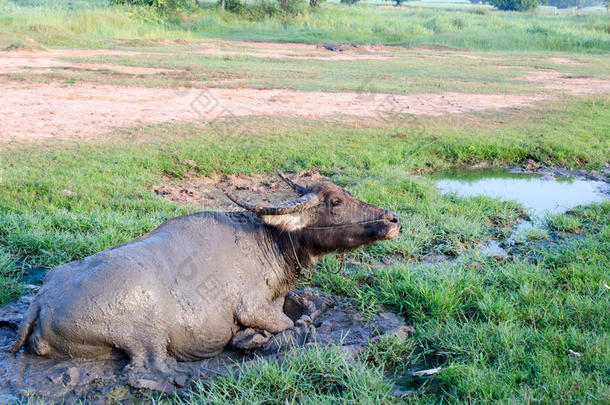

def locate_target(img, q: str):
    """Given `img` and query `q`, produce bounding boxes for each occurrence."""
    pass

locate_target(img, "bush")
[222,0,246,13]
[547,0,597,7]
[489,0,541,10]
[384,0,407,5]
[112,0,191,10]
[279,0,307,14]
[222,0,307,19]
[110,0,194,10]
[340,0,361,4]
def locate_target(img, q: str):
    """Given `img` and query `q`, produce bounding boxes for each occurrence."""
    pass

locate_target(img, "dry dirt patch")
[188,41,394,60]
[0,48,177,75]
[0,80,543,141]
[546,57,588,66]
[518,70,610,95]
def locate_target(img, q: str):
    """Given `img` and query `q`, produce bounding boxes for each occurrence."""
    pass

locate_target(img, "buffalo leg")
[236,296,294,334]
[121,335,175,376]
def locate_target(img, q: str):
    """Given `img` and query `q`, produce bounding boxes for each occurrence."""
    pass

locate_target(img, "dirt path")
[0,48,177,75]
[0,81,545,141]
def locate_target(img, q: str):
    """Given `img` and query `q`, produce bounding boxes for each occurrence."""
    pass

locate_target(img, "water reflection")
[433,168,608,217]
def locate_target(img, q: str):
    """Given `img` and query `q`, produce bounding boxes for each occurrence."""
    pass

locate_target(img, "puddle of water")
[433,168,609,218]
[14,259,47,285]
[479,240,508,257]
[18,267,47,285]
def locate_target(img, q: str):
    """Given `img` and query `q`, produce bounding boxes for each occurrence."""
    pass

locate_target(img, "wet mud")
[153,167,328,211]
[0,289,410,403]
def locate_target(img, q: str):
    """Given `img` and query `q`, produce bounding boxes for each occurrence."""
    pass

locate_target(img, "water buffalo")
[10,170,400,380]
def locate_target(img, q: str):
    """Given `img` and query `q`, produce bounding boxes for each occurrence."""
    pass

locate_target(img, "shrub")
[222,0,246,13]
[340,0,361,4]
[489,0,541,10]
[222,0,307,19]
[384,0,408,6]
[111,0,191,10]
[279,0,307,14]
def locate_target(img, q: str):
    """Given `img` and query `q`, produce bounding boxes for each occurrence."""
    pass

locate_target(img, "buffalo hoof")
[128,376,176,394]
[261,321,315,354]
[230,328,273,351]
[125,356,183,393]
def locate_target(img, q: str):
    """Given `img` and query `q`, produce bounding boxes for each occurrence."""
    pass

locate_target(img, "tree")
[112,0,191,9]
[489,0,542,11]
[383,0,408,6]
[546,0,599,8]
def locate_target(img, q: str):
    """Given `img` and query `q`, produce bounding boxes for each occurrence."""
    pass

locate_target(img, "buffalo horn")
[274,168,307,195]
[225,190,320,215]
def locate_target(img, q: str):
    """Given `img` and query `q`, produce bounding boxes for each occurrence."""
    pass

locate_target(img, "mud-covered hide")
[0,289,412,403]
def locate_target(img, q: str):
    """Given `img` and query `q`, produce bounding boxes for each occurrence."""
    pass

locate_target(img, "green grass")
[8,47,609,102]
[1,1,609,51]
[0,246,22,303]
[7,45,608,98]
[56,51,536,95]
[305,202,610,403]
[162,345,394,404]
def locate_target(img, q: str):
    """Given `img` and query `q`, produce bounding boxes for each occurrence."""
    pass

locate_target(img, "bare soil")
[1,46,608,142]
[0,48,174,75]
[0,81,543,142]
[0,288,410,402]
[518,71,610,95]
[190,41,394,60]
[545,57,588,66]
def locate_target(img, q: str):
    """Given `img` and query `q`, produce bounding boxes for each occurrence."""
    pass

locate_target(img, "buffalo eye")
[330,198,343,207]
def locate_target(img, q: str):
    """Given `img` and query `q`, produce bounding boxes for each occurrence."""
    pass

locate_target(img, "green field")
[1,0,609,51]
[0,0,609,403]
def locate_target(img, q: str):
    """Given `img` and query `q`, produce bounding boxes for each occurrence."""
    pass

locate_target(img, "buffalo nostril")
[390,217,399,224]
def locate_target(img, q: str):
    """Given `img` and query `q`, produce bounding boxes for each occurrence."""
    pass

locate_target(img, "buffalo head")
[225,170,401,259]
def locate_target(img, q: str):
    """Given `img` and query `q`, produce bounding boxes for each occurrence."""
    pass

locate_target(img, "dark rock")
[321,43,344,52]
[230,328,273,351]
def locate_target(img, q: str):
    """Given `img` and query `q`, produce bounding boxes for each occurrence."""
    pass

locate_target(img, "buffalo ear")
[259,212,313,232]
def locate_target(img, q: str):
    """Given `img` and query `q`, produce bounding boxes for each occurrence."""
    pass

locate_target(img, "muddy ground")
[153,167,328,210]
[0,288,411,403]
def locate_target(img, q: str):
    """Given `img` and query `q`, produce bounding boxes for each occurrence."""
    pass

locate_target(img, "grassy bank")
[1,0,609,51]
[1,96,608,302]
